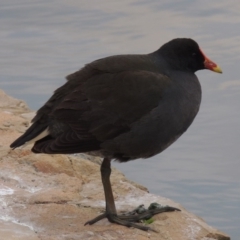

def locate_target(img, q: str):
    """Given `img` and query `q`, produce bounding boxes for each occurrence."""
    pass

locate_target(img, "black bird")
[10,38,222,231]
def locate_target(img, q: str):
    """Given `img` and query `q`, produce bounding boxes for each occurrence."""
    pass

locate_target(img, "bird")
[10,38,222,231]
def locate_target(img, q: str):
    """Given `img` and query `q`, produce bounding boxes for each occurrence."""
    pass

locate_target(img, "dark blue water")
[1,1,239,239]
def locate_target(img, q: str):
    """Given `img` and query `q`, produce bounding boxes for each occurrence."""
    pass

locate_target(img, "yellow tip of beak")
[212,65,222,74]
[200,48,222,74]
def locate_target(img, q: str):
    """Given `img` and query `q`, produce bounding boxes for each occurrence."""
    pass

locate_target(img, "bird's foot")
[84,203,180,231]
[85,212,154,231]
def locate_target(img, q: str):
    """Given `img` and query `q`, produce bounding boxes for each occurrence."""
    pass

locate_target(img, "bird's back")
[10,51,201,162]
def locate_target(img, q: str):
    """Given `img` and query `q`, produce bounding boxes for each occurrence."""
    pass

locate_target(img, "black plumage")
[10,38,222,231]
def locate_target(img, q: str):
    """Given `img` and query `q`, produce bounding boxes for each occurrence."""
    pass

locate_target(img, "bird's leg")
[84,158,150,230]
[84,158,116,224]
[84,158,180,231]
[101,157,117,215]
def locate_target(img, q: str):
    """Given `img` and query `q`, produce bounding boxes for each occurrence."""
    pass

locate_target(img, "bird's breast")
[103,73,202,161]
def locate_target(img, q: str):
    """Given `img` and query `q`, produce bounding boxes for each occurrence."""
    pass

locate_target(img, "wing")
[46,70,171,150]
[10,57,172,155]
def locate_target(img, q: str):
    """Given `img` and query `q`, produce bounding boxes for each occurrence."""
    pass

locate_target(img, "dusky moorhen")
[10,38,222,231]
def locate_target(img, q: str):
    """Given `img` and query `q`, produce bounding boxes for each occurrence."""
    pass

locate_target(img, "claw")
[84,205,180,231]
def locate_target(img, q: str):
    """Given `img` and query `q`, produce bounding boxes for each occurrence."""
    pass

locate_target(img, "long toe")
[84,213,107,225]
[119,205,181,222]
[85,212,155,231]
[107,214,155,231]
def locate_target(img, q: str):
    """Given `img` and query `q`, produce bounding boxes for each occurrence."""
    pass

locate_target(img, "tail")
[10,122,49,149]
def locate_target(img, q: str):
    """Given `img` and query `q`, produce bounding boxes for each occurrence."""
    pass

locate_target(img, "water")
[1,1,240,239]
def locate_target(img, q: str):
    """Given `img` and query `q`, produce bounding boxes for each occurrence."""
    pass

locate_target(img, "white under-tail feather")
[22,128,50,147]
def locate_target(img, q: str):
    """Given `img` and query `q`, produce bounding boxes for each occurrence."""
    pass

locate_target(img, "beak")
[200,49,222,73]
